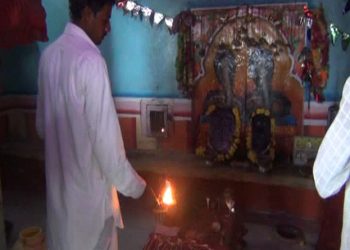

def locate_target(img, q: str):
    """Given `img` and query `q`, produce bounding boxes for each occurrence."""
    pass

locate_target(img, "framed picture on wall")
[293,136,322,166]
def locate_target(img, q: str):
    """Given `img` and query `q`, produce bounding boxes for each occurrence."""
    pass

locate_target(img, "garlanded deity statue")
[196,45,241,163]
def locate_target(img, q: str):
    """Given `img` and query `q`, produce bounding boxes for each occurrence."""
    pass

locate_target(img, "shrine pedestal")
[128,150,321,220]
[128,150,342,250]
[145,206,246,250]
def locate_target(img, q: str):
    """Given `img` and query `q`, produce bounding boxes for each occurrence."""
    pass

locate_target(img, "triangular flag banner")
[125,1,136,12]
[132,4,141,16]
[164,17,174,33]
[153,12,164,25]
[330,23,341,45]
[115,0,185,34]
[140,6,152,21]
[117,0,126,9]
[342,32,350,51]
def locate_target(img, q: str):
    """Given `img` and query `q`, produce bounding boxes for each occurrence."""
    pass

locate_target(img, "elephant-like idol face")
[247,47,274,108]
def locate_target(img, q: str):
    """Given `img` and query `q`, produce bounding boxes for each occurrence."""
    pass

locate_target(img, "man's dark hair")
[69,0,114,21]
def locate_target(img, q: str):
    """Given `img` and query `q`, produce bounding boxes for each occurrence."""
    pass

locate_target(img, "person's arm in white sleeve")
[313,77,350,198]
[80,53,146,198]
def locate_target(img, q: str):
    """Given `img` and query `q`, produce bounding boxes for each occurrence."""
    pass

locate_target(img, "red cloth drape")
[0,0,48,48]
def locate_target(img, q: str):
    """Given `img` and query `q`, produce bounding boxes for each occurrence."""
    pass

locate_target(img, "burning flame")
[161,180,176,206]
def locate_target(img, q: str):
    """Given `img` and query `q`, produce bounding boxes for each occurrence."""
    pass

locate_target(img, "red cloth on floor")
[143,233,229,250]
[0,0,48,48]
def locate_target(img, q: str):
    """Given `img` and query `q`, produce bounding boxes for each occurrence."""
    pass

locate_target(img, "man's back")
[37,23,116,249]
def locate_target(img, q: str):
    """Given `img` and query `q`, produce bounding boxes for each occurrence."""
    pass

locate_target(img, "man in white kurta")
[36,3,146,249]
[313,76,350,250]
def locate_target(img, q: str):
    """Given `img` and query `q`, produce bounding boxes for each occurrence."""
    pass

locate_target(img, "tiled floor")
[1,156,320,250]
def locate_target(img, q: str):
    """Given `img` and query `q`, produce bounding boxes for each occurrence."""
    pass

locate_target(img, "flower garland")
[246,108,275,165]
[298,5,329,103]
[116,0,174,30]
[175,12,195,97]
[196,105,241,162]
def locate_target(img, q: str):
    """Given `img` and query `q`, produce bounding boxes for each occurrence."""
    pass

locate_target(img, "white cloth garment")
[36,22,146,250]
[313,76,350,250]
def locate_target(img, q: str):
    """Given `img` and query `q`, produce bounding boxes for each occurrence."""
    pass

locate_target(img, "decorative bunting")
[152,12,164,25]
[124,1,136,12]
[132,4,141,17]
[141,6,152,19]
[164,17,174,31]
[330,23,341,45]
[326,2,350,51]
[329,23,350,51]
[117,0,126,9]
[116,0,175,33]
[342,32,350,50]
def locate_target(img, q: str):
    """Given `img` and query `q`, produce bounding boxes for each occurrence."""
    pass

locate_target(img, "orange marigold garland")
[246,108,275,170]
[196,105,241,162]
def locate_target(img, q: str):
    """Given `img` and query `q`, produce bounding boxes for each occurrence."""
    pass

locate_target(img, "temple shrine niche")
[176,3,317,171]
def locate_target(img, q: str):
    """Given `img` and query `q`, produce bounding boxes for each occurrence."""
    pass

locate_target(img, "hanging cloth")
[0,0,48,48]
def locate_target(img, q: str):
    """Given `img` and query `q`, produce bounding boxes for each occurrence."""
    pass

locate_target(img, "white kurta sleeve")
[80,53,146,199]
[313,77,350,198]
